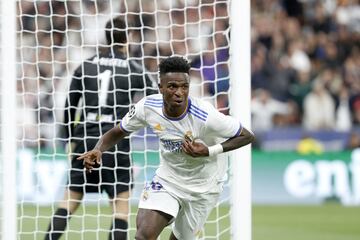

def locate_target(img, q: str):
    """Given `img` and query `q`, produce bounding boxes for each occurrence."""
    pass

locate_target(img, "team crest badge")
[142,191,149,201]
[184,131,194,142]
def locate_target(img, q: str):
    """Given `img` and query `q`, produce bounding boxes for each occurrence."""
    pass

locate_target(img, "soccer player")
[44,17,157,240]
[78,56,255,240]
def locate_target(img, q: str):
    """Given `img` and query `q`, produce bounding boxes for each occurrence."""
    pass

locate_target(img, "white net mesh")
[16,0,231,239]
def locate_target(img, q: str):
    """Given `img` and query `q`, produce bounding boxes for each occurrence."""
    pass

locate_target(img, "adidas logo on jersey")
[154,123,165,131]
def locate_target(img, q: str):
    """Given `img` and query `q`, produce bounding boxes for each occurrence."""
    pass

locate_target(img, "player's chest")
[147,116,202,142]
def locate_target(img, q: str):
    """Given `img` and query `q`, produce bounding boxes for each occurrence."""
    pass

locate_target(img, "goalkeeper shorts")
[68,138,133,198]
[138,175,220,240]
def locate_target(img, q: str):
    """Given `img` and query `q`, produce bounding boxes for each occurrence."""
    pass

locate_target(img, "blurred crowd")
[14,0,360,148]
[251,0,360,132]
[16,0,230,147]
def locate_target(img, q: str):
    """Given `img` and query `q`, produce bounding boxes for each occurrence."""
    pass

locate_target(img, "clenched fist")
[181,138,209,157]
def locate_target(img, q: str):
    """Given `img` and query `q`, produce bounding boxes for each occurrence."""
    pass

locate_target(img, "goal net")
[4,0,240,239]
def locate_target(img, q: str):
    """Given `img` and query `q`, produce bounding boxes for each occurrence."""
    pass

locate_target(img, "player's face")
[159,72,190,110]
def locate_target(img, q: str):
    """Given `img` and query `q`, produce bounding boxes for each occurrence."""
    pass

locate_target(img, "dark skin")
[78,72,255,240]
[161,72,190,118]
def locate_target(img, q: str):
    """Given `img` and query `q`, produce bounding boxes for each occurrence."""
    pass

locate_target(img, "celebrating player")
[78,56,255,240]
[44,17,157,240]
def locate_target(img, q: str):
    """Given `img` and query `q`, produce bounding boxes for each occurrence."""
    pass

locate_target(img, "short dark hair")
[105,17,127,45]
[159,56,191,75]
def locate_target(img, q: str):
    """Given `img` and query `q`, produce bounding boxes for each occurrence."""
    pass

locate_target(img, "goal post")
[1,0,17,239]
[229,0,252,240]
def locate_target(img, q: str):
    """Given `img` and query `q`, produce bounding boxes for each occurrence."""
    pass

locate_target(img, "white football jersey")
[120,94,242,193]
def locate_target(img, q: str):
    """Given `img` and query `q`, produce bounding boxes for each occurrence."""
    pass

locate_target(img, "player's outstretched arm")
[77,126,128,171]
[182,127,255,158]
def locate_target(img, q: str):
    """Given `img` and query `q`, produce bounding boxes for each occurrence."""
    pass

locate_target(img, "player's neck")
[163,100,189,119]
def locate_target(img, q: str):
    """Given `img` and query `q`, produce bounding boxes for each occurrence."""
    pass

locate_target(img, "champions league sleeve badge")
[128,105,136,118]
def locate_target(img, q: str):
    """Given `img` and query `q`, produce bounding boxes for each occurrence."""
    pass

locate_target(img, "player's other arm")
[221,127,255,153]
[78,98,146,171]
[182,127,254,157]
[77,126,128,172]
[182,104,255,157]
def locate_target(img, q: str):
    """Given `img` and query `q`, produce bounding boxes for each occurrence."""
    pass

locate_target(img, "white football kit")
[120,94,242,239]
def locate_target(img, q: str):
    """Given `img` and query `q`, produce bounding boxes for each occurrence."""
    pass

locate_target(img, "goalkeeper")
[78,57,255,240]
[44,17,157,240]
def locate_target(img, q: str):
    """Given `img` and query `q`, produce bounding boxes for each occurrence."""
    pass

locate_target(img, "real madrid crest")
[142,191,149,201]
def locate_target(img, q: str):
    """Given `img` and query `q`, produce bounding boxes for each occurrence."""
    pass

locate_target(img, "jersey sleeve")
[119,98,147,133]
[205,105,242,138]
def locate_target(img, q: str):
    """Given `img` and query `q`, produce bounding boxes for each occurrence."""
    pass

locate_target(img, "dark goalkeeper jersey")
[61,49,157,149]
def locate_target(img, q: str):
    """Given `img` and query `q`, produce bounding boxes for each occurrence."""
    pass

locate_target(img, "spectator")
[289,70,312,114]
[15,0,360,150]
[351,97,360,125]
[336,0,360,33]
[251,89,290,132]
[251,0,359,131]
[347,132,360,149]
[303,80,336,130]
[287,39,312,73]
[335,85,352,131]
[311,2,336,34]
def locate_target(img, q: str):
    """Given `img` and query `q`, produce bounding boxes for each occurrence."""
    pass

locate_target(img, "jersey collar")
[162,98,191,121]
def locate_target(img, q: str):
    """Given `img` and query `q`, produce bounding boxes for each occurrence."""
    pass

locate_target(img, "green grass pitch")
[18,204,360,240]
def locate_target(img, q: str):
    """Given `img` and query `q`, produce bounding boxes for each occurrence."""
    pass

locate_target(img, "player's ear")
[158,83,163,94]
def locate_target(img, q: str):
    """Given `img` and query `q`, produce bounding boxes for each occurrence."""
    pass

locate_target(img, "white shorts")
[138,176,220,240]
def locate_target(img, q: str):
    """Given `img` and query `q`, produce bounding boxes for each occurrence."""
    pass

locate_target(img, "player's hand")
[182,138,209,157]
[77,149,102,173]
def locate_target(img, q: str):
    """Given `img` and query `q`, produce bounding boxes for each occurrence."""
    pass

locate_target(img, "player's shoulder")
[83,54,99,66]
[143,94,163,108]
[73,54,97,73]
[77,54,101,72]
[189,97,216,112]
[188,97,215,122]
